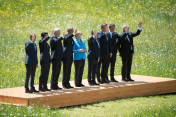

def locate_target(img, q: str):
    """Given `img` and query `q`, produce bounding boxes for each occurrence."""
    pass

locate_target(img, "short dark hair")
[109,24,115,28]
[41,32,48,38]
[101,23,107,29]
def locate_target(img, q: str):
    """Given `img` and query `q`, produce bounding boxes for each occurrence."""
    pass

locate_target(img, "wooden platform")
[0,75,176,108]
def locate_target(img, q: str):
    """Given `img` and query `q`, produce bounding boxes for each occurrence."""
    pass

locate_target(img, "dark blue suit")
[25,41,38,90]
[97,31,111,80]
[87,36,100,82]
[119,29,142,79]
[62,33,74,86]
[107,32,126,78]
[50,35,64,89]
[39,36,51,90]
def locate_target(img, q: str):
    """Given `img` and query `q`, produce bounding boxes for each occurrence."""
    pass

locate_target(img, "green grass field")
[0,0,176,116]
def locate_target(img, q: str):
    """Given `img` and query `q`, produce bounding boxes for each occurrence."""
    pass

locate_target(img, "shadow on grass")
[51,92,176,110]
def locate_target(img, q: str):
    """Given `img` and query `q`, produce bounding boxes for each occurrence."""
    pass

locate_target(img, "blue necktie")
[106,34,108,42]
[126,35,130,42]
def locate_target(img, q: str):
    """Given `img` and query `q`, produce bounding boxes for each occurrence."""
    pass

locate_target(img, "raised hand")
[138,21,142,28]
[74,28,78,34]
[50,29,54,36]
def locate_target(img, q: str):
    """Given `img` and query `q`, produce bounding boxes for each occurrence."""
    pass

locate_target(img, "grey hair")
[122,25,129,30]
[54,28,60,33]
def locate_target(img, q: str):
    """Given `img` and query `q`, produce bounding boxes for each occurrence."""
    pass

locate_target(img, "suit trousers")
[39,61,50,89]
[121,54,133,79]
[88,58,98,82]
[25,64,37,89]
[97,54,109,79]
[62,59,73,86]
[74,59,85,86]
[108,53,117,77]
[51,60,61,88]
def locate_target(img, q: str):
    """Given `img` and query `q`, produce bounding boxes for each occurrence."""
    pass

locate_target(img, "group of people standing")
[24,21,142,93]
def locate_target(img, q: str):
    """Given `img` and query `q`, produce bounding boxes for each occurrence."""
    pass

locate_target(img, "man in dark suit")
[50,28,65,90]
[25,33,38,93]
[87,30,100,86]
[62,27,77,89]
[38,30,54,92]
[107,24,127,82]
[97,23,112,84]
[119,21,142,82]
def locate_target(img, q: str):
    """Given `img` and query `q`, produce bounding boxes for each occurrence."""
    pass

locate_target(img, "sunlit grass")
[0,94,176,117]
[0,0,176,116]
[0,0,175,88]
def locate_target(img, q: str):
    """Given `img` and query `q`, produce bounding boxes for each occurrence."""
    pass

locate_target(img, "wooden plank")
[0,95,28,105]
[0,75,176,108]
[28,80,176,108]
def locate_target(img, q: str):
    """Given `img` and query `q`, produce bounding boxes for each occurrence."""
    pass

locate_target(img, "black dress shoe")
[75,84,82,87]
[80,84,85,87]
[127,78,134,81]
[67,83,74,88]
[30,88,39,93]
[102,78,109,83]
[44,88,51,91]
[92,81,99,85]
[63,85,70,89]
[68,85,74,88]
[97,78,104,84]
[105,77,110,82]
[111,77,118,82]
[56,86,62,90]
[50,85,56,90]
[39,88,45,92]
[88,81,94,86]
[122,78,128,82]
[25,89,32,93]
[51,87,57,90]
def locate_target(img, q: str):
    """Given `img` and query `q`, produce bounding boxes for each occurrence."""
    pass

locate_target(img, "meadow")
[0,0,176,116]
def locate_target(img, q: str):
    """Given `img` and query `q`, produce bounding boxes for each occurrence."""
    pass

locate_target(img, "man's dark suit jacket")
[97,31,111,57]
[119,29,142,57]
[50,35,64,61]
[25,41,38,65]
[63,33,74,59]
[39,36,50,62]
[87,36,100,60]
[107,32,127,54]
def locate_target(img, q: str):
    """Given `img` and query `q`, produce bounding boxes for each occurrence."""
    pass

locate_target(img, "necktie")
[106,34,108,42]
[96,39,100,49]
[126,35,132,50]
[34,43,37,51]
[126,35,130,42]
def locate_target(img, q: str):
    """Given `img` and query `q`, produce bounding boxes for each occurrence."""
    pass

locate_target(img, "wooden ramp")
[0,75,176,108]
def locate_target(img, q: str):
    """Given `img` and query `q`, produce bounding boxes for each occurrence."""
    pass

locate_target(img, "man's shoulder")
[25,41,32,45]
[128,32,132,36]
[51,35,56,39]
